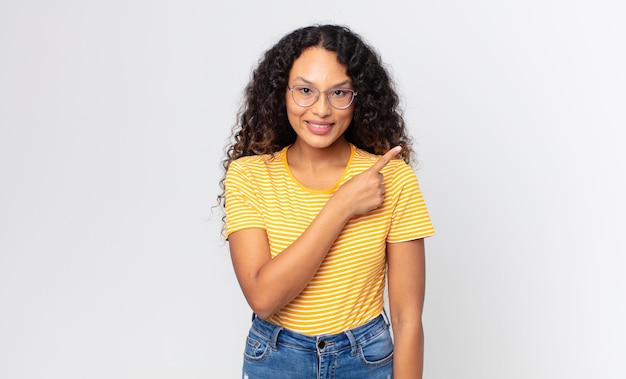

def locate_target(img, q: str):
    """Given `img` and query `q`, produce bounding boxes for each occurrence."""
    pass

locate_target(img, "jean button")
[317,340,325,349]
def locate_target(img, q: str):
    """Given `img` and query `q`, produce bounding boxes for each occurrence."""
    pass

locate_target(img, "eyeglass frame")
[287,85,357,110]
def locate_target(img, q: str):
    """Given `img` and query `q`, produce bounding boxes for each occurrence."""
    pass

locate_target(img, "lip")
[305,120,333,135]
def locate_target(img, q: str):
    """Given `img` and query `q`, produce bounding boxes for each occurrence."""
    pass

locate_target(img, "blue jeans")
[242,313,394,379]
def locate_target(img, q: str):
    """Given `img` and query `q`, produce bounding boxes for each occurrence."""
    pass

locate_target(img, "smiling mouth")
[307,121,332,129]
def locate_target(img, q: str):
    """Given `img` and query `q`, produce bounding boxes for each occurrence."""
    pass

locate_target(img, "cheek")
[338,109,354,125]
[286,100,306,121]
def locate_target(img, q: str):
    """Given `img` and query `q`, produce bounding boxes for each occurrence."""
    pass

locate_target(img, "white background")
[1,0,625,378]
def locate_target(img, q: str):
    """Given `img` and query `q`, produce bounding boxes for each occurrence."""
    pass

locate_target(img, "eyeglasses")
[288,85,357,110]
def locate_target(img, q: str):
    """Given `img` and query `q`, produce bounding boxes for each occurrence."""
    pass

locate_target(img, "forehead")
[289,47,350,84]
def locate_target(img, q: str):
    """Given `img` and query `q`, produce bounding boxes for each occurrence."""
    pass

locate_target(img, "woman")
[220,24,434,378]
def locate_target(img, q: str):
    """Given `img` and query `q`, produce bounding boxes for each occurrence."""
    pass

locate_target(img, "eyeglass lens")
[291,86,355,109]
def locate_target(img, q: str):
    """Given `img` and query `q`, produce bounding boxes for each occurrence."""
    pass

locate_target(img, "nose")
[311,92,332,117]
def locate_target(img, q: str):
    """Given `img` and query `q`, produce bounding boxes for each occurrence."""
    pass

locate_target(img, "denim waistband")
[249,313,390,355]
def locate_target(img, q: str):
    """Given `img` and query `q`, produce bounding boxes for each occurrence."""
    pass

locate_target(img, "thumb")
[369,146,402,173]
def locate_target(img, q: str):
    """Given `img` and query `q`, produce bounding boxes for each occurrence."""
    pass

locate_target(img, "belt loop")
[344,329,358,356]
[269,323,283,350]
[382,308,391,326]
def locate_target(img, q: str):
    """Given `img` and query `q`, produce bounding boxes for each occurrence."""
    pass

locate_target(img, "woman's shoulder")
[231,154,270,166]
[230,148,286,169]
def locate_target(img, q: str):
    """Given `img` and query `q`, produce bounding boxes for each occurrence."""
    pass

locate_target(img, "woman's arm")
[228,147,402,319]
[228,198,350,319]
[387,238,426,379]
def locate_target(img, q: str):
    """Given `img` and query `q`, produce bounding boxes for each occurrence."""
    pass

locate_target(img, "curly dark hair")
[218,24,415,208]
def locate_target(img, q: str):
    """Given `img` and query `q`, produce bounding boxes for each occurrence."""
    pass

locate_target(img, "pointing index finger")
[370,146,402,173]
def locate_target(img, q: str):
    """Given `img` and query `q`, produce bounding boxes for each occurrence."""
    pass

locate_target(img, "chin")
[302,136,346,150]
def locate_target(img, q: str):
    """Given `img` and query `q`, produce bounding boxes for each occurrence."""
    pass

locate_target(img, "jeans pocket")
[358,327,394,366]
[243,334,271,362]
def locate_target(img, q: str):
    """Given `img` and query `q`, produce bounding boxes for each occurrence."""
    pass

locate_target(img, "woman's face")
[285,47,354,151]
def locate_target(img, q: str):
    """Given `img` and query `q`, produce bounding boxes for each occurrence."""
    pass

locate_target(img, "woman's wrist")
[325,192,355,223]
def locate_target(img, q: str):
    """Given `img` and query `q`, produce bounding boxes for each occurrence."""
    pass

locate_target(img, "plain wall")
[1,0,624,378]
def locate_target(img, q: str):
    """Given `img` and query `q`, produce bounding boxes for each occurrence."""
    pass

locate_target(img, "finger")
[369,146,402,173]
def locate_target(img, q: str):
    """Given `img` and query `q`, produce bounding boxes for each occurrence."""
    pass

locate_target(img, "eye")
[297,86,314,96]
[331,89,349,98]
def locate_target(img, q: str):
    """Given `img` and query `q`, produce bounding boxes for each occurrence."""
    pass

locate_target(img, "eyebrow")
[292,76,352,88]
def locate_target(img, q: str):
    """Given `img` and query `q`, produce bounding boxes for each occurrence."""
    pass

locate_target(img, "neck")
[288,139,351,170]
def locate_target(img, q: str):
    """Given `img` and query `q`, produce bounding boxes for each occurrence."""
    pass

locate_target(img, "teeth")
[309,123,329,129]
